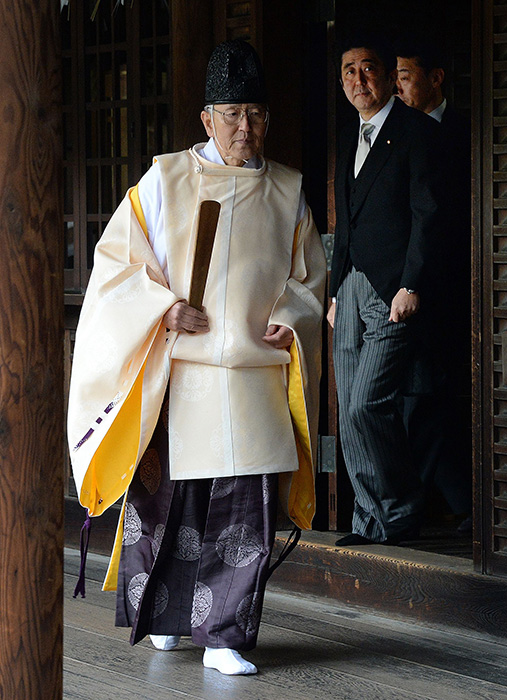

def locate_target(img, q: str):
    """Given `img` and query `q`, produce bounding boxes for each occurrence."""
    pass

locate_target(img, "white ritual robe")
[68,143,325,530]
[136,139,312,479]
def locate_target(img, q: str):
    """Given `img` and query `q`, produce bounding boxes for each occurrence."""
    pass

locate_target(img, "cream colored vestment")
[67,146,325,531]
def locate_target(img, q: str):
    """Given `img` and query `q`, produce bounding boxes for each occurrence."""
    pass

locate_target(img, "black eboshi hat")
[204,39,267,105]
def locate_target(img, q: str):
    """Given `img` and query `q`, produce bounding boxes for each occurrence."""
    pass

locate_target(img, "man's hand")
[163,301,209,333]
[327,302,336,328]
[389,289,420,323]
[262,324,294,349]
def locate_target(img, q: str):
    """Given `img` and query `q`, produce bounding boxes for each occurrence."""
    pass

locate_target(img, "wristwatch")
[403,287,416,294]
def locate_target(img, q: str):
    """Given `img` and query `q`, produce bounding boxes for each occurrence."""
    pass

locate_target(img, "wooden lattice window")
[61,0,172,498]
[475,0,507,576]
[213,0,262,49]
[62,0,172,295]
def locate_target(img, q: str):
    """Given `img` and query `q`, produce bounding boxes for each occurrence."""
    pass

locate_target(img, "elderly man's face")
[341,48,395,119]
[396,57,440,113]
[201,104,267,166]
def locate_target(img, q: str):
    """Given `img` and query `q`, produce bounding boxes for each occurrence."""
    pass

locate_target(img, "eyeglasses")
[211,106,269,126]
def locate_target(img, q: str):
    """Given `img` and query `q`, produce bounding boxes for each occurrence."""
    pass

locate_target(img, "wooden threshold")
[270,530,507,642]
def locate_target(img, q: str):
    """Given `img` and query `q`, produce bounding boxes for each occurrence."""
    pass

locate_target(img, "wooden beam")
[0,1,64,698]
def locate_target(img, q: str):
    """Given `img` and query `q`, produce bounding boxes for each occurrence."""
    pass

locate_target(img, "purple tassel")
[73,510,92,599]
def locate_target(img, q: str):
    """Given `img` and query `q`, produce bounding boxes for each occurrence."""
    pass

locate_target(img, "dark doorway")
[326,0,473,558]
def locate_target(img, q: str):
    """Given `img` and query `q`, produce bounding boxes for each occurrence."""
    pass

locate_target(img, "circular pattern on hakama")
[151,523,165,558]
[191,581,213,627]
[171,364,213,402]
[139,449,162,495]
[123,503,142,546]
[216,524,263,568]
[171,526,202,561]
[127,572,148,610]
[152,580,169,618]
[236,592,262,635]
[210,477,237,500]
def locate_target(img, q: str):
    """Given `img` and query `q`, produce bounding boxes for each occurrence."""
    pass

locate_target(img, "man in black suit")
[396,40,472,531]
[328,34,441,546]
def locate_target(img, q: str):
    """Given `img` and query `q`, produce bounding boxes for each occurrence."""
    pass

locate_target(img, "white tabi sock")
[149,634,181,650]
[203,647,258,675]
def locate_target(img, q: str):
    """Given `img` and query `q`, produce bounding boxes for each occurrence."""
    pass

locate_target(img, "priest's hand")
[262,324,294,350]
[163,301,209,333]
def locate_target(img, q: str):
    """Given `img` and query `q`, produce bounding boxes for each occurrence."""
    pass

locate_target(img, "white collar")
[358,96,395,145]
[359,96,395,131]
[198,138,262,169]
[428,98,447,123]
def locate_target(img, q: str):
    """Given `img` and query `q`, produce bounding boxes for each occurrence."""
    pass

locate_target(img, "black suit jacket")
[435,103,471,365]
[330,98,441,307]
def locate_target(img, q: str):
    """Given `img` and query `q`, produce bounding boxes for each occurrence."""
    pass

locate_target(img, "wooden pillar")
[0,2,64,698]
[171,0,214,151]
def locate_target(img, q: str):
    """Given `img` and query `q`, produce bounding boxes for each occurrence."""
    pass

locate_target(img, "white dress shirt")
[358,95,395,146]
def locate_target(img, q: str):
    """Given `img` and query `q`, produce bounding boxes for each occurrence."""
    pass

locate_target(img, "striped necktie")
[354,122,375,177]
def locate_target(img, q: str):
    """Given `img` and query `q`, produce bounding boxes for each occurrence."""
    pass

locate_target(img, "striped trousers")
[333,268,423,541]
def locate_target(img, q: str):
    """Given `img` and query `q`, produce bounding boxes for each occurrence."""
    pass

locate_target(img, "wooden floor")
[64,548,507,700]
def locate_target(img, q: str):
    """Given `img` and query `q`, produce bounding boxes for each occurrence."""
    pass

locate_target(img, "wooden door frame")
[471,0,488,573]
[472,0,507,578]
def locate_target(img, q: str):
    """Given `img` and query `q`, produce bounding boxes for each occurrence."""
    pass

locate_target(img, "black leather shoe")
[335,533,375,546]
[382,528,420,546]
